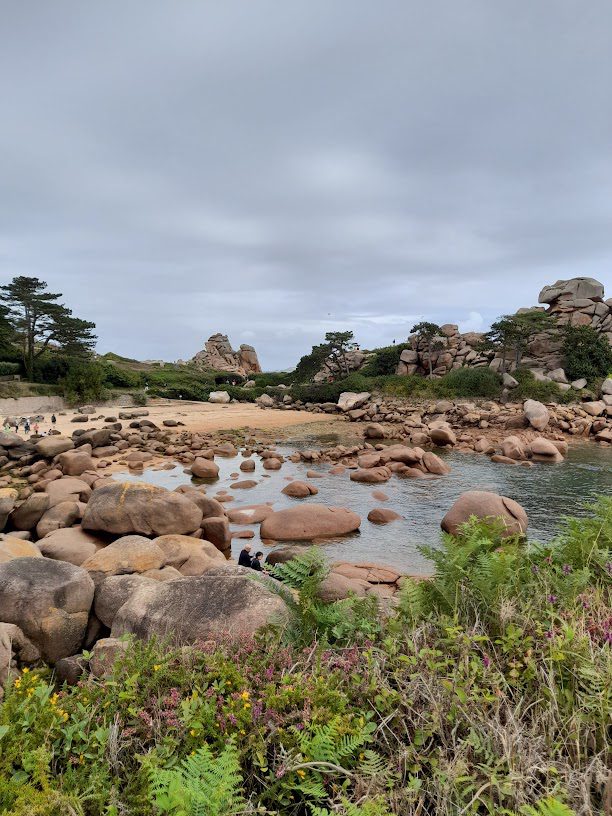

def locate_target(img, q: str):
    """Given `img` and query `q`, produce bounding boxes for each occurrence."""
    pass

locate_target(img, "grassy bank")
[1,498,610,815]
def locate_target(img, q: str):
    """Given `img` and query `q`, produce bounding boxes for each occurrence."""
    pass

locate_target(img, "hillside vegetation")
[1,499,610,815]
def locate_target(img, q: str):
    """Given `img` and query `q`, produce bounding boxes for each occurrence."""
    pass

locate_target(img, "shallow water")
[116,438,611,575]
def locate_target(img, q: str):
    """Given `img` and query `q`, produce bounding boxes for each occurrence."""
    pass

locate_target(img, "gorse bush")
[0,501,609,815]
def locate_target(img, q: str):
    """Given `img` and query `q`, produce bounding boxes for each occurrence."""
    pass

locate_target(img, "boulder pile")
[190,333,261,377]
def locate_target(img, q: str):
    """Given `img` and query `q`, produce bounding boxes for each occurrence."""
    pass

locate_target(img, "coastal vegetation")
[0,499,609,815]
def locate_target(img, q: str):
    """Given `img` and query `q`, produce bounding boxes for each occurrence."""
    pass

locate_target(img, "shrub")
[0,361,20,376]
[436,366,501,397]
[59,361,110,405]
[361,344,409,377]
[512,368,573,403]
[101,363,143,389]
[562,325,612,382]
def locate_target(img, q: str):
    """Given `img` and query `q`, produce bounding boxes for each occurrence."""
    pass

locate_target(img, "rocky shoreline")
[0,387,606,691]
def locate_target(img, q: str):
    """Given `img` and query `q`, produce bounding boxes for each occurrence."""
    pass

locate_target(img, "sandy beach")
[35,399,340,438]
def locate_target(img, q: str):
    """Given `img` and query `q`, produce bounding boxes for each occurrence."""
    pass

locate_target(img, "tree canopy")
[0,276,96,380]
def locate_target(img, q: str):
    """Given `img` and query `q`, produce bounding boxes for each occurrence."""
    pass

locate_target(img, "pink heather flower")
[547,595,558,605]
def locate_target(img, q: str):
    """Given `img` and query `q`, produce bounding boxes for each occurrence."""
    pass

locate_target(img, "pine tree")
[0,277,96,380]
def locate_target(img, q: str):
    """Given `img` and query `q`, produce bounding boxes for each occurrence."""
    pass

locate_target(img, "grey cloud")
[1,1,611,370]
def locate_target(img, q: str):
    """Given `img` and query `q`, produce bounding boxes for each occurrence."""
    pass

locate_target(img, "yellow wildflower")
[153,664,161,672]
[13,678,21,688]
[22,667,29,674]
[240,691,250,700]
[296,769,306,778]
[190,729,197,737]
[243,703,251,710]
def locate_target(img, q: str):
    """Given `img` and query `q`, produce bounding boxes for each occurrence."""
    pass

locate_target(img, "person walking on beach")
[51,414,57,426]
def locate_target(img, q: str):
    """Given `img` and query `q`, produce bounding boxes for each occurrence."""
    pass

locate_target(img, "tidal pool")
[116,440,611,575]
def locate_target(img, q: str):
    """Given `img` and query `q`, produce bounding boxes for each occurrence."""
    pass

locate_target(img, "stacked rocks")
[191,333,261,376]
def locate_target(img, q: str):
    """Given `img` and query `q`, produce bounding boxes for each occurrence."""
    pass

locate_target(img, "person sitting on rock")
[250,551,268,573]
[238,544,253,568]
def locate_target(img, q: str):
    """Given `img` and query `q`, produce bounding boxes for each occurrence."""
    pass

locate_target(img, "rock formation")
[395,277,610,379]
[191,333,261,377]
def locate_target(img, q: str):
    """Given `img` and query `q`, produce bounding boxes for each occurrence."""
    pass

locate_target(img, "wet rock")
[441,491,528,538]
[260,504,361,541]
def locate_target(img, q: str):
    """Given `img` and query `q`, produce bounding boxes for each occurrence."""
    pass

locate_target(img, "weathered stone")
[208,391,231,404]
[94,575,156,627]
[523,399,550,431]
[111,575,289,644]
[282,481,319,498]
[153,534,225,576]
[0,537,42,564]
[90,637,129,678]
[190,457,220,479]
[367,508,402,524]
[38,527,105,566]
[0,558,94,663]
[82,482,203,537]
[441,491,528,538]
[337,392,371,412]
[81,535,165,584]
[35,437,74,458]
[260,504,361,541]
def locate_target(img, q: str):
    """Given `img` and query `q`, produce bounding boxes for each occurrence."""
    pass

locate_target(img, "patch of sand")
[37,399,340,438]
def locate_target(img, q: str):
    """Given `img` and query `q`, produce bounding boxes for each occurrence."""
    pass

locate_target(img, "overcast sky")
[1,2,611,370]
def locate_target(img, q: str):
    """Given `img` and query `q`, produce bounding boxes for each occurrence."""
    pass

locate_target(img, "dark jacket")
[238,549,252,568]
[250,558,263,572]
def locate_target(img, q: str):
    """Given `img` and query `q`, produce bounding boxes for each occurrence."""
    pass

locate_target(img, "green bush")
[512,368,573,403]
[435,366,501,397]
[59,361,110,405]
[0,361,20,376]
[562,325,612,382]
[32,353,71,384]
[361,344,409,376]
[101,362,143,389]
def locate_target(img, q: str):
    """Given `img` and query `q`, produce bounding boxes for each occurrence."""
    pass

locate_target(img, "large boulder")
[9,493,50,530]
[317,573,369,602]
[190,458,220,479]
[0,558,94,663]
[227,504,275,524]
[0,537,42,564]
[523,399,550,431]
[337,392,371,412]
[208,391,231,404]
[80,535,166,584]
[94,574,156,627]
[0,488,18,531]
[500,435,527,461]
[441,491,528,538]
[0,623,40,693]
[538,277,605,303]
[57,450,97,476]
[281,481,319,498]
[111,574,289,644]
[38,527,105,566]
[260,504,361,541]
[350,467,392,484]
[44,477,91,507]
[199,517,231,556]
[82,482,203,537]
[602,378,612,396]
[153,534,225,576]
[36,501,81,539]
[89,637,129,678]
[34,437,74,458]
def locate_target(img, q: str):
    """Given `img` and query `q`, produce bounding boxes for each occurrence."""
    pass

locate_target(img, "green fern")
[517,797,576,816]
[148,741,245,816]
